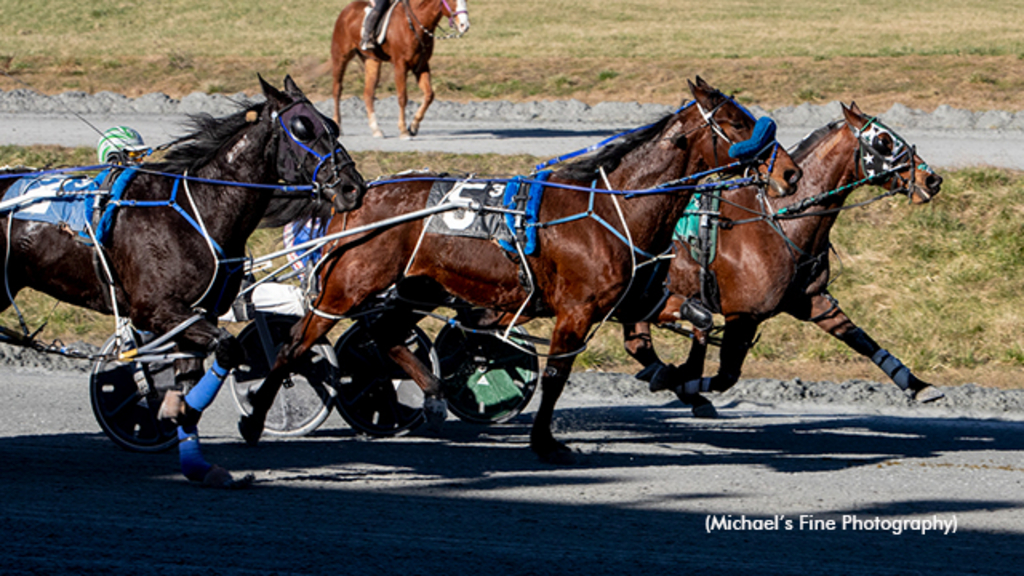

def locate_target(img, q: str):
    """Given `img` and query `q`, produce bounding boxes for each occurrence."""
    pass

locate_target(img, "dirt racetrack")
[2,89,1024,574]
[2,355,1023,575]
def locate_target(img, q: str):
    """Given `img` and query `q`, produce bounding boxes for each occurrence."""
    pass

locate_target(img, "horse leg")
[363,59,384,138]
[331,51,355,129]
[240,311,340,445]
[155,316,250,487]
[804,292,944,402]
[394,62,412,139]
[673,317,758,418]
[531,313,590,464]
[408,67,433,137]
[623,322,672,389]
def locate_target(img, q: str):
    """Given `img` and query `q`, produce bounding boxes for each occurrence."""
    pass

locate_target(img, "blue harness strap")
[499,170,551,256]
[96,168,137,246]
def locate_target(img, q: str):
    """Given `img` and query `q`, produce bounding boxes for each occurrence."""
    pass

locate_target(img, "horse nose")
[926,172,942,193]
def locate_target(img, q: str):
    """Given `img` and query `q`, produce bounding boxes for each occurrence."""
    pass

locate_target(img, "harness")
[675,116,935,323]
[0,98,350,359]
[308,95,784,356]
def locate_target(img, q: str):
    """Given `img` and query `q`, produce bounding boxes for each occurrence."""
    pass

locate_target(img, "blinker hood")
[728,116,777,161]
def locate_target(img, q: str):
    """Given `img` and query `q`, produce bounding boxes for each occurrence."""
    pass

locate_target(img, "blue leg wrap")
[177,425,212,482]
[184,360,228,412]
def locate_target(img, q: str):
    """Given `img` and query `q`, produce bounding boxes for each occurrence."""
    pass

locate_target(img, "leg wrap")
[177,425,212,482]
[184,360,228,412]
[680,377,714,396]
[872,348,911,390]
[838,327,880,358]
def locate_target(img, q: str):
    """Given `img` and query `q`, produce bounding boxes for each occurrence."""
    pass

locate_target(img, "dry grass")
[2,1,1024,110]
[1,146,1022,389]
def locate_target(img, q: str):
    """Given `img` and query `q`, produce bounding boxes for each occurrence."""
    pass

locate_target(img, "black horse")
[0,76,365,486]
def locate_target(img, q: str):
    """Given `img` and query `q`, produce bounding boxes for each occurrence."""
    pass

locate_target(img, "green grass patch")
[0,146,1022,385]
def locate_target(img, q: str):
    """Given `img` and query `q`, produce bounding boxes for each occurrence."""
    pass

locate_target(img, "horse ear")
[259,74,290,108]
[688,77,718,109]
[842,101,866,128]
[283,75,302,95]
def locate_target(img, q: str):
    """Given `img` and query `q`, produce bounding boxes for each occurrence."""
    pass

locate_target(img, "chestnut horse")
[241,78,802,463]
[628,103,943,415]
[330,0,470,139]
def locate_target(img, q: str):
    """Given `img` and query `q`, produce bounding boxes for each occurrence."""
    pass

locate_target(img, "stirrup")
[679,298,714,332]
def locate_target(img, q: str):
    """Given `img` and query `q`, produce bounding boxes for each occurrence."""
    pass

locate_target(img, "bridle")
[851,116,934,200]
[404,0,469,42]
[693,94,785,188]
[272,99,359,207]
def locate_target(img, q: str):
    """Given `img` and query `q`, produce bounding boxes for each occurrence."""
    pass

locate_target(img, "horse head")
[687,76,802,197]
[260,75,366,213]
[842,102,941,204]
[441,0,471,36]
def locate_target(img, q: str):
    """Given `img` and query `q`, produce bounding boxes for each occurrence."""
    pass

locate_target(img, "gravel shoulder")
[2,91,1024,169]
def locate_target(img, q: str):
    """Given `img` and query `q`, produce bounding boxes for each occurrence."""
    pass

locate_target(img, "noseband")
[273,100,358,204]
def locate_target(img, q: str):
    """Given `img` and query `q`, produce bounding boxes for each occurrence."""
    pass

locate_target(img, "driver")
[96,126,148,166]
[360,0,392,51]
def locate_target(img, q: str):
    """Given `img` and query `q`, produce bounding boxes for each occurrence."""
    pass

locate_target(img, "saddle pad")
[424,179,515,245]
[2,175,100,233]
[674,190,720,265]
[425,171,551,256]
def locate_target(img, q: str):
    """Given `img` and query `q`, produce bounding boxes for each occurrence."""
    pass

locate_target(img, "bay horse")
[628,102,944,415]
[0,76,365,486]
[241,77,802,463]
[330,0,470,139]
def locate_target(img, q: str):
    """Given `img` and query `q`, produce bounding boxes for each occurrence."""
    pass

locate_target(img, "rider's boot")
[360,11,382,50]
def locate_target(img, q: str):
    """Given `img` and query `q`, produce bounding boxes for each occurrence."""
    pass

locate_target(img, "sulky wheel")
[89,331,178,453]
[229,314,336,437]
[332,321,439,437]
[435,324,539,424]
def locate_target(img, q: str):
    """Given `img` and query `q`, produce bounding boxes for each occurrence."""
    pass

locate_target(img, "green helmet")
[97,126,145,164]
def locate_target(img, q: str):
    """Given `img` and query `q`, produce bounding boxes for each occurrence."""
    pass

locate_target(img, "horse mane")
[149,99,334,228]
[788,119,845,162]
[154,102,265,174]
[553,113,676,181]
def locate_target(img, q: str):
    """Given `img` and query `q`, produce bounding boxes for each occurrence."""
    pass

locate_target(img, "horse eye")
[289,116,316,142]
[872,133,893,154]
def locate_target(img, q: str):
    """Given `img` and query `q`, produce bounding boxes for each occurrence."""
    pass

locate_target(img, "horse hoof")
[535,443,575,465]
[372,130,384,138]
[157,390,185,424]
[202,465,255,489]
[238,415,263,446]
[399,132,412,141]
[692,402,719,419]
[677,391,718,418]
[913,385,945,403]
[423,397,448,432]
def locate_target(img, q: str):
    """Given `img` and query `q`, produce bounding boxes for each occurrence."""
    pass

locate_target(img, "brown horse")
[330,0,470,139]
[627,102,943,415]
[241,77,803,463]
